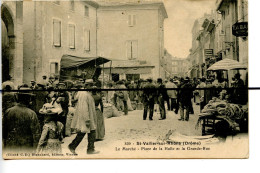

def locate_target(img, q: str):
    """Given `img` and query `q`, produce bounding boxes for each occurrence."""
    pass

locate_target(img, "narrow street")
[62,103,202,158]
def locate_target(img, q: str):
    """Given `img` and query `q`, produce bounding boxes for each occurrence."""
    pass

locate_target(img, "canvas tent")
[60,54,111,81]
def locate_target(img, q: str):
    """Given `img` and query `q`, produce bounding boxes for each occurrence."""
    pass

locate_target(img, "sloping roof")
[207,58,247,71]
[60,54,111,69]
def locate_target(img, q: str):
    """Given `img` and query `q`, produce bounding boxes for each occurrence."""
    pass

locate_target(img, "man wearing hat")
[166,78,177,111]
[178,77,193,121]
[3,87,41,153]
[115,80,129,115]
[2,84,16,114]
[30,80,37,90]
[143,78,156,120]
[53,75,60,89]
[48,75,55,88]
[85,79,94,89]
[35,83,49,130]
[2,74,15,90]
[157,78,168,120]
[56,82,70,137]
[233,73,246,104]
[69,79,99,154]
[42,75,48,86]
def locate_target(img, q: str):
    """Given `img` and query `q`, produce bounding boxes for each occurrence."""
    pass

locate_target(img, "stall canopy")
[60,54,111,69]
[207,58,247,71]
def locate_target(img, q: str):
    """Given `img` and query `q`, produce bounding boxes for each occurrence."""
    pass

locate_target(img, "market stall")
[60,54,111,84]
[196,97,248,136]
[207,58,247,87]
[195,59,248,136]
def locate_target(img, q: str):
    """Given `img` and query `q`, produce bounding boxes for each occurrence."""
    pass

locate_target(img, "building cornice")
[96,1,168,18]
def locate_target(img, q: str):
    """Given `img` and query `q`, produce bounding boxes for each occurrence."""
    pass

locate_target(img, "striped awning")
[207,58,247,71]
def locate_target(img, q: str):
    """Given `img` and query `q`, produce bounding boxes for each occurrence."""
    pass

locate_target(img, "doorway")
[126,74,140,81]
[112,73,119,82]
[1,5,14,82]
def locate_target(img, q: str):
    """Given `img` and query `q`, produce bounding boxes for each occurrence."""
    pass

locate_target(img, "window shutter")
[53,19,61,46]
[128,15,132,26]
[126,41,132,59]
[225,25,230,43]
[84,29,90,51]
[133,15,136,26]
[70,0,74,11]
[85,6,89,17]
[132,40,138,59]
[69,24,75,49]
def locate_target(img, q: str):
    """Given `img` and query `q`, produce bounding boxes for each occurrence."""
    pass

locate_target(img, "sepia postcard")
[1,0,248,159]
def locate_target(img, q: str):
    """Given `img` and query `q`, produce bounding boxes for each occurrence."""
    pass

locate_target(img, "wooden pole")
[109,61,112,81]
[102,61,104,89]
[227,70,229,88]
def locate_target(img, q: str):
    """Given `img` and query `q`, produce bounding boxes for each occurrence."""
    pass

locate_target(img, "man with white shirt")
[166,78,177,111]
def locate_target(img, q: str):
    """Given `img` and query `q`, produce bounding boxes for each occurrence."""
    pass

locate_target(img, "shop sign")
[232,22,248,37]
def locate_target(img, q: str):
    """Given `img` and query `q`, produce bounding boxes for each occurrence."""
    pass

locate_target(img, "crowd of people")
[2,72,248,155]
[2,75,104,155]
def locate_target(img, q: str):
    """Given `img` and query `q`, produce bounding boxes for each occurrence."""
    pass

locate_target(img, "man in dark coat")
[2,84,16,114]
[3,87,41,153]
[56,83,70,137]
[178,77,193,121]
[157,78,168,120]
[233,73,246,105]
[128,81,137,101]
[143,78,156,120]
[116,81,129,115]
[35,83,48,131]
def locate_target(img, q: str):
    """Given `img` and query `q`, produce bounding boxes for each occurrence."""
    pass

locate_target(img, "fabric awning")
[207,58,247,71]
[60,54,111,69]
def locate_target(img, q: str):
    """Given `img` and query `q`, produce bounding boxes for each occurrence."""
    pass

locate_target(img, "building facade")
[187,0,248,81]
[97,1,167,81]
[2,0,168,85]
[1,1,23,87]
[23,1,98,84]
[164,49,188,78]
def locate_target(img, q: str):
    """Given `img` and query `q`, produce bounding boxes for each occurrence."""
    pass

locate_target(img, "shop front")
[101,60,155,82]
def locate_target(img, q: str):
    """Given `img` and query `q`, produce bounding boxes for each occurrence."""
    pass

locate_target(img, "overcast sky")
[163,0,215,58]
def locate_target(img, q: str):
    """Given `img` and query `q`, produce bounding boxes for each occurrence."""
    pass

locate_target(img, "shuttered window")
[70,0,75,11]
[128,14,136,27]
[84,29,90,51]
[53,19,61,47]
[85,6,89,17]
[69,24,75,49]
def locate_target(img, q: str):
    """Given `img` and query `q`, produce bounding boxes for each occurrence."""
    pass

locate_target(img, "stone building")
[1,0,168,85]
[23,1,98,84]
[187,0,248,81]
[1,1,23,87]
[164,49,188,78]
[97,1,168,81]
[216,0,248,80]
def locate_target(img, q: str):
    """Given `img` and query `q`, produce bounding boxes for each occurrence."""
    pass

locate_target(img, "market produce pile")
[103,103,121,118]
[197,97,248,134]
[201,97,246,120]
